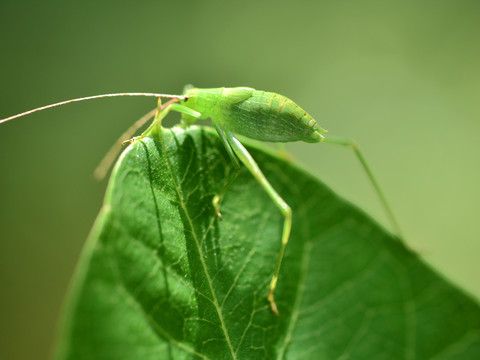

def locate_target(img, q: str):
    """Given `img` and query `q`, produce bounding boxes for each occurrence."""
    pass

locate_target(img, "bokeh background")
[1,1,479,359]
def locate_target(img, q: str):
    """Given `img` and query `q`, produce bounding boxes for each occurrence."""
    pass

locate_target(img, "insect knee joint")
[349,139,359,150]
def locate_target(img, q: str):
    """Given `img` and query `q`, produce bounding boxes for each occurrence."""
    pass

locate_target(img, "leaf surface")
[55,126,480,360]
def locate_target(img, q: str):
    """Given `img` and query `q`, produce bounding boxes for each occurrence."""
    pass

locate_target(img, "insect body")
[0,86,402,315]
[181,87,325,143]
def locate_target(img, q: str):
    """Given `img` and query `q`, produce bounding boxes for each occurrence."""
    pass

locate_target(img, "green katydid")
[0,86,403,315]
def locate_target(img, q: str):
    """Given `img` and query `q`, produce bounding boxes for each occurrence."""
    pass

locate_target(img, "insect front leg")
[94,108,157,180]
[223,129,291,316]
[141,101,201,139]
[95,99,201,180]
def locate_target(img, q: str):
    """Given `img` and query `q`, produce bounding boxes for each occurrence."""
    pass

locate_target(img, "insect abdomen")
[222,90,324,143]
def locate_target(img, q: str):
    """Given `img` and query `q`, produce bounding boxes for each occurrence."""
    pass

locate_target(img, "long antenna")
[0,92,186,124]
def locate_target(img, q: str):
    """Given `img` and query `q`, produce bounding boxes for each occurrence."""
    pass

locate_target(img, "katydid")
[0,86,402,315]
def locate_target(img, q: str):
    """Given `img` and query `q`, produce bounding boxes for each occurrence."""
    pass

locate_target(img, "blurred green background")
[1,0,479,359]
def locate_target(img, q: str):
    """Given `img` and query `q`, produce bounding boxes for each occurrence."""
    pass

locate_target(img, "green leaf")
[55,126,480,360]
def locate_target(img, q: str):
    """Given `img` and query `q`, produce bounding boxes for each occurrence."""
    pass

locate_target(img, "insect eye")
[184,96,189,102]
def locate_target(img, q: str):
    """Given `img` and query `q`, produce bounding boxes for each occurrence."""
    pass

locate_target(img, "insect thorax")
[182,88,224,120]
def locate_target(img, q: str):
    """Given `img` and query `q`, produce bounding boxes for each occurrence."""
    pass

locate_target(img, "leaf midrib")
[159,129,237,360]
